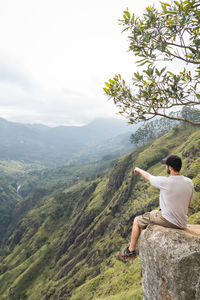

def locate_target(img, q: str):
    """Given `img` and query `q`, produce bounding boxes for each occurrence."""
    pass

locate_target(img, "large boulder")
[140,224,200,300]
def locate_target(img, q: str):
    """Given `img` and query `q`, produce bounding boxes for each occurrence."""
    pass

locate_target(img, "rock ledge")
[140,224,200,300]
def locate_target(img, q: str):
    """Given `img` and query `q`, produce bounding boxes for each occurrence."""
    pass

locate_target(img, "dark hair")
[161,154,182,172]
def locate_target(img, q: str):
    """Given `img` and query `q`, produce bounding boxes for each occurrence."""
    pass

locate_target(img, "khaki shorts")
[137,210,181,230]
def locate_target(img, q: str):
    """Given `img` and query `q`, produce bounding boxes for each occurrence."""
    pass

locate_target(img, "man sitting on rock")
[120,154,195,260]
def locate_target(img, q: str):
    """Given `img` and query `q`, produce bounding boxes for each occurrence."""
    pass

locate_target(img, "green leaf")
[103,88,110,94]
[161,67,167,74]
[174,1,181,7]
[189,47,197,54]
[124,10,131,19]
[160,2,170,6]
[155,69,160,76]
[131,13,135,24]
[134,72,140,80]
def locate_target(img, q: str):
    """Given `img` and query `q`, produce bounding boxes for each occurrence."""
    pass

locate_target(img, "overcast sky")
[0,0,160,127]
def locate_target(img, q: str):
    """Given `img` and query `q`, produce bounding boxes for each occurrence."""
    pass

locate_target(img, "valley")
[0,121,199,299]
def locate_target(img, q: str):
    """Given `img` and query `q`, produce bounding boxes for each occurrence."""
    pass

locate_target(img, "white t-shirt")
[149,175,195,228]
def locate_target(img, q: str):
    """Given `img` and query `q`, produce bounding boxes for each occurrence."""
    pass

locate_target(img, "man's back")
[150,175,195,228]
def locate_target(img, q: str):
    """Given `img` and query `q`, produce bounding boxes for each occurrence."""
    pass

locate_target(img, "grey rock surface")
[140,224,200,300]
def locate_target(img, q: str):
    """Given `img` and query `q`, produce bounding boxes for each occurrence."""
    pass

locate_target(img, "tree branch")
[149,111,200,125]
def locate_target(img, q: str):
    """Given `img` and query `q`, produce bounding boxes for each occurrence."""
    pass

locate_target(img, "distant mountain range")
[0,117,138,166]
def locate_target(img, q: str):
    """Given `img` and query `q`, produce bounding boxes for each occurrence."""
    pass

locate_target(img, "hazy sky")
[0,0,160,126]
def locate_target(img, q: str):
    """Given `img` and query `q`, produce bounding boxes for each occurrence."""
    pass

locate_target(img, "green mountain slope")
[0,125,200,300]
[0,169,24,246]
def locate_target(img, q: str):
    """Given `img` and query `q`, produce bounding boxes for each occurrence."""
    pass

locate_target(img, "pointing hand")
[134,167,140,175]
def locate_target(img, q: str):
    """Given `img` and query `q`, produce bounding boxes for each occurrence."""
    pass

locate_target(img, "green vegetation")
[104,0,200,125]
[0,167,24,245]
[0,124,199,299]
[71,258,142,300]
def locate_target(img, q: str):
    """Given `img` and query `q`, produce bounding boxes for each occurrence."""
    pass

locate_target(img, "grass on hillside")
[70,257,142,300]
[0,125,199,300]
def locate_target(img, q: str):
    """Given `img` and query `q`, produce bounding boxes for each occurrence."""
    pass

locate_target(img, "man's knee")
[134,213,150,230]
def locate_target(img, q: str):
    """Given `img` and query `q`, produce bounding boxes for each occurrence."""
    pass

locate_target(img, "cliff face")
[140,225,200,300]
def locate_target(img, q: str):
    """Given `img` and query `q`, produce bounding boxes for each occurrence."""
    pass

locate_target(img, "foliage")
[0,175,23,245]
[130,116,179,146]
[70,258,142,300]
[130,106,200,147]
[180,106,200,124]
[104,0,200,125]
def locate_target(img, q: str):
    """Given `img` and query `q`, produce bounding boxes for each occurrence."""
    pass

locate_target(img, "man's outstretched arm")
[134,167,151,181]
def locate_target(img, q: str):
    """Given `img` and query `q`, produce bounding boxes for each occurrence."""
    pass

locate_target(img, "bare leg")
[129,217,141,252]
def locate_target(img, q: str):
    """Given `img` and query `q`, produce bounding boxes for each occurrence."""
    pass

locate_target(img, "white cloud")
[0,0,160,126]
